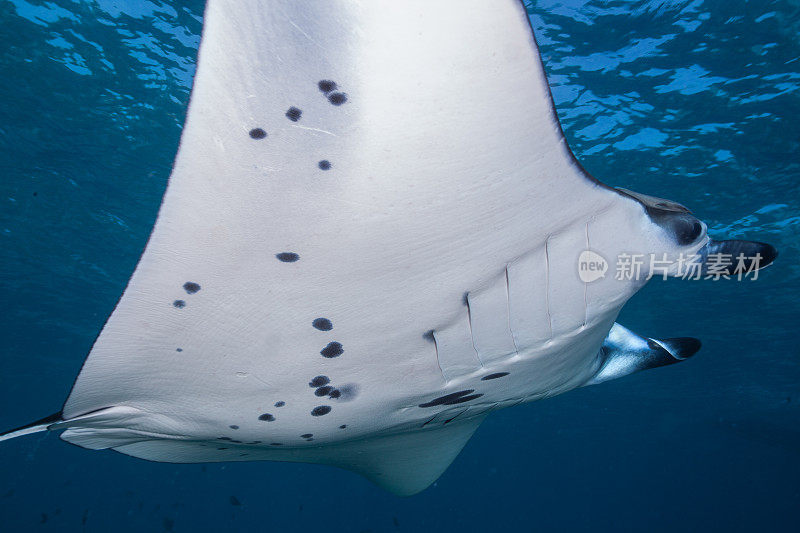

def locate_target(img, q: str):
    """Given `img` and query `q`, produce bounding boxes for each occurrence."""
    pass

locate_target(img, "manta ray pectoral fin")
[0,412,62,442]
[303,416,486,496]
[109,416,487,497]
[585,323,701,386]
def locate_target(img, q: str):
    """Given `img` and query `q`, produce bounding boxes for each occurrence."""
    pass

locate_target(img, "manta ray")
[1,0,777,495]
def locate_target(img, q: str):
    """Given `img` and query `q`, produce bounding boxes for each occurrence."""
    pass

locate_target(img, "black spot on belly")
[315,386,333,397]
[337,384,359,401]
[311,406,331,417]
[276,252,299,262]
[300,433,313,438]
[183,282,201,294]
[258,413,275,422]
[249,128,267,139]
[422,330,435,342]
[328,389,341,399]
[318,160,331,171]
[274,401,285,407]
[217,447,228,450]
[339,424,347,429]
[419,390,483,408]
[176,348,183,352]
[327,92,347,106]
[217,437,232,441]
[229,425,239,430]
[269,442,283,446]
[309,375,330,387]
[481,372,510,381]
[318,80,337,93]
[285,106,302,122]
[450,393,483,404]
[320,342,343,358]
[172,300,186,309]
[312,318,332,331]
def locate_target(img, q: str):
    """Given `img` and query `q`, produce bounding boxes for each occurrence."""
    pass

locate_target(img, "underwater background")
[0,0,797,531]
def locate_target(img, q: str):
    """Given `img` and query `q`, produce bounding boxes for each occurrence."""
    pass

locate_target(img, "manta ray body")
[1,0,776,495]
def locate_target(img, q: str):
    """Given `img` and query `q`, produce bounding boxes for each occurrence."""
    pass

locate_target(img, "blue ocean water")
[0,0,797,531]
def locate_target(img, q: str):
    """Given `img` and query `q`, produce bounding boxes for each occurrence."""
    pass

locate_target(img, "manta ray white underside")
[2,0,776,495]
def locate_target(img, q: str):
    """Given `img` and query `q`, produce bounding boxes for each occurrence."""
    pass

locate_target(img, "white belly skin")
[61,202,666,449]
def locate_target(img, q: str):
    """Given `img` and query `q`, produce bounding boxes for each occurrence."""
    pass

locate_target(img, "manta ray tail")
[0,412,62,442]
[585,323,702,386]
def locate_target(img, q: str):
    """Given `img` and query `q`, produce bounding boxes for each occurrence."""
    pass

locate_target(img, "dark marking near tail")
[419,390,483,408]
[443,412,465,424]
[421,415,437,427]
[423,330,435,342]
[481,372,510,380]
[337,384,359,401]
[449,394,483,404]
